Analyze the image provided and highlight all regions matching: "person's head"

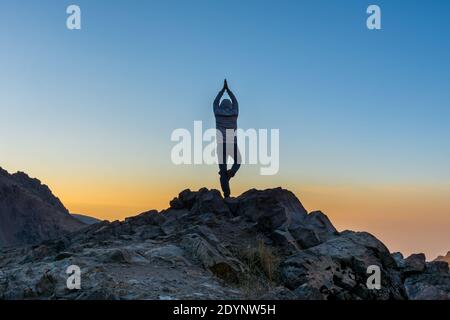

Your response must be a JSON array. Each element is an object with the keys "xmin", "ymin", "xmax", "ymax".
[{"xmin": 220, "ymin": 99, "xmax": 232, "ymax": 109}]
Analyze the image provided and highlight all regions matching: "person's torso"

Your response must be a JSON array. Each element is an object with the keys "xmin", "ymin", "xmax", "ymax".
[
  {"xmin": 215, "ymin": 115, "xmax": 237, "ymax": 129},
  {"xmin": 215, "ymin": 115, "xmax": 238, "ymax": 143}
]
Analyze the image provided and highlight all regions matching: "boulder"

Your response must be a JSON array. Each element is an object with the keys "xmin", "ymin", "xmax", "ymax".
[
  {"xmin": 426, "ymin": 261, "xmax": 449, "ymax": 275},
  {"xmin": 391, "ymin": 252, "xmax": 405, "ymax": 268},
  {"xmin": 178, "ymin": 189, "xmax": 198, "ymax": 210},
  {"xmin": 181, "ymin": 233, "xmax": 245, "ymax": 283},
  {"xmin": 302, "ymin": 211, "xmax": 338, "ymax": 240},
  {"xmin": 404, "ymin": 253, "xmax": 426, "ymax": 274},
  {"xmin": 405, "ymin": 271, "xmax": 450, "ymax": 300},
  {"xmin": 191, "ymin": 188, "xmax": 231, "ymax": 216},
  {"xmin": 236, "ymin": 188, "xmax": 308, "ymax": 231},
  {"xmin": 288, "ymin": 226, "xmax": 322, "ymax": 249},
  {"xmin": 281, "ymin": 231, "xmax": 406, "ymax": 300}
]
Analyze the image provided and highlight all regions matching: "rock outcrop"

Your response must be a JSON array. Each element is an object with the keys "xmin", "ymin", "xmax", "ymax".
[
  {"xmin": 391, "ymin": 252, "xmax": 450, "ymax": 300},
  {"xmin": 0, "ymin": 167, "xmax": 85, "ymax": 247},
  {"xmin": 0, "ymin": 185, "xmax": 448, "ymax": 300},
  {"xmin": 435, "ymin": 252, "xmax": 450, "ymax": 265},
  {"xmin": 281, "ymin": 231, "xmax": 405, "ymax": 300}
]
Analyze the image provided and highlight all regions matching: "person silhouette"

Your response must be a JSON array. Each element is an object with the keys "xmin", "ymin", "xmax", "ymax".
[{"xmin": 213, "ymin": 79, "xmax": 241, "ymax": 198}]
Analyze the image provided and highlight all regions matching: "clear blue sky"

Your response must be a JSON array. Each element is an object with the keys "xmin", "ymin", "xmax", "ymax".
[{"xmin": 1, "ymin": 1, "xmax": 449, "ymax": 257}]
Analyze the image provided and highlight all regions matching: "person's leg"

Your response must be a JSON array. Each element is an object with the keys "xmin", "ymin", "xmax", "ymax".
[
  {"xmin": 219, "ymin": 164, "xmax": 230, "ymax": 198},
  {"xmin": 229, "ymin": 136, "xmax": 241, "ymax": 177},
  {"xmin": 217, "ymin": 142, "xmax": 230, "ymax": 197}
]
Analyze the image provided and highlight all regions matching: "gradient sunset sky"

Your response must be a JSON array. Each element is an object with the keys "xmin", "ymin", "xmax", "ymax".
[{"xmin": 1, "ymin": 0, "xmax": 449, "ymax": 259}]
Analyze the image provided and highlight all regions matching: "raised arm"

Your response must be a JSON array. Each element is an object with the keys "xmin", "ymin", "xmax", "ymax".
[
  {"xmin": 227, "ymin": 89, "xmax": 239, "ymax": 114},
  {"xmin": 213, "ymin": 88, "xmax": 226, "ymax": 114}
]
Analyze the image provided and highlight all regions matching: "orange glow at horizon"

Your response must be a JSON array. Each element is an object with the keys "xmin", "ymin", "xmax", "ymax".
[
  {"xmin": 3, "ymin": 160, "xmax": 448, "ymax": 260},
  {"xmin": 55, "ymin": 178, "xmax": 450, "ymax": 260}
]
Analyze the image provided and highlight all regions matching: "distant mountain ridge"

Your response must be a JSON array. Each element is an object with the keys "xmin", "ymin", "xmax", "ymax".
[
  {"xmin": 71, "ymin": 213, "xmax": 102, "ymax": 225},
  {"xmin": 0, "ymin": 167, "xmax": 85, "ymax": 247}
]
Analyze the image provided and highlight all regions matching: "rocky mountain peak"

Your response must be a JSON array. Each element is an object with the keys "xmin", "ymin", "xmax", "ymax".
[
  {"xmin": 0, "ymin": 181, "xmax": 448, "ymax": 300},
  {"xmin": 9, "ymin": 170, "xmax": 68, "ymax": 213},
  {"xmin": 0, "ymin": 167, "xmax": 84, "ymax": 247}
]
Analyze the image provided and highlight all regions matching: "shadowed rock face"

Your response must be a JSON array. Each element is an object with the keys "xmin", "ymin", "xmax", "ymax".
[
  {"xmin": 0, "ymin": 185, "xmax": 448, "ymax": 300},
  {"xmin": 0, "ymin": 167, "xmax": 85, "ymax": 247},
  {"xmin": 282, "ymin": 231, "xmax": 406, "ymax": 300},
  {"xmin": 403, "ymin": 261, "xmax": 449, "ymax": 300},
  {"xmin": 391, "ymin": 252, "xmax": 450, "ymax": 300}
]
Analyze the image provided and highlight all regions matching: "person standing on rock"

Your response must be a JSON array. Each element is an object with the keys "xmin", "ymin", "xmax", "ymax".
[{"xmin": 213, "ymin": 79, "xmax": 241, "ymax": 198}]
